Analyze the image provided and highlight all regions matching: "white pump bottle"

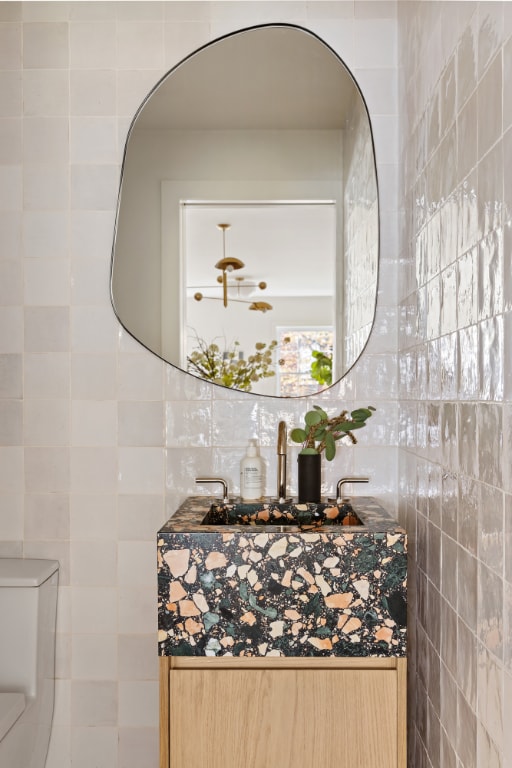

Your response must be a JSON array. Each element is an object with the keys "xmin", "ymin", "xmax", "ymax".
[{"xmin": 240, "ymin": 439, "xmax": 263, "ymax": 500}]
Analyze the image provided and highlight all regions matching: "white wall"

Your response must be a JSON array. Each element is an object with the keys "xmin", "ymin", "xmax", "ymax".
[
  {"xmin": 0, "ymin": 2, "xmax": 398, "ymax": 766},
  {"xmin": 398, "ymin": 2, "xmax": 512, "ymax": 766}
]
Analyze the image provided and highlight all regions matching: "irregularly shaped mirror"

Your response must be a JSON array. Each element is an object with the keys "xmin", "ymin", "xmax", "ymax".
[{"xmin": 111, "ymin": 24, "xmax": 378, "ymax": 397}]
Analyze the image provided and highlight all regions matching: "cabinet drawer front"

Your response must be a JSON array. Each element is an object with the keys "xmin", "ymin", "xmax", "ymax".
[{"xmin": 169, "ymin": 667, "xmax": 398, "ymax": 768}]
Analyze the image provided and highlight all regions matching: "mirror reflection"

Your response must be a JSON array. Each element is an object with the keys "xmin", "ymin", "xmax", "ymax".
[
  {"xmin": 182, "ymin": 201, "xmax": 336, "ymax": 397},
  {"xmin": 111, "ymin": 24, "xmax": 379, "ymax": 397}
]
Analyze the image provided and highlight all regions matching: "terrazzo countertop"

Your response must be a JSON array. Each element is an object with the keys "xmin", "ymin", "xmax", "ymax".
[{"xmin": 157, "ymin": 496, "xmax": 407, "ymax": 658}]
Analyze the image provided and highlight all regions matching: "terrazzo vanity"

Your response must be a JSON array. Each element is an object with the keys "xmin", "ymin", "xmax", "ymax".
[{"xmin": 158, "ymin": 496, "xmax": 407, "ymax": 768}]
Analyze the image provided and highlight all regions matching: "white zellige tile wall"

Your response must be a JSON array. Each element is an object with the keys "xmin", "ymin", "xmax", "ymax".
[
  {"xmin": 0, "ymin": 2, "xmax": 398, "ymax": 767},
  {"xmin": 398, "ymin": 3, "xmax": 512, "ymax": 767}
]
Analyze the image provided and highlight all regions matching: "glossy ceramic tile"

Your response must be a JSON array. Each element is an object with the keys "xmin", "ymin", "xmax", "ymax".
[
  {"xmin": 398, "ymin": 3, "xmax": 511, "ymax": 765},
  {"xmin": 69, "ymin": 20, "xmax": 116, "ymax": 69},
  {"xmin": 70, "ymin": 446, "xmax": 117, "ymax": 493},
  {"xmin": 117, "ymin": 447, "xmax": 164, "ymax": 494},
  {"xmin": 118, "ymin": 727, "xmax": 159, "ymax": 768},
  {"xmin": 24, "ymin": 398, "xmax": 69, "ymax": 446},
  {"xmin": 25, "ymin": 306, "xmax": 69, "ymax": 353},
  {"xmin": 70, "ymin": 70, "xmax": 116, "ymax": 116},
  {"xmin": 0, "ymin": 166, "xmax": 22, "ymax": 212},
  {"xmin": 70, "ymin": 587, "xmax": 118, "ymax": 635},
  {"xmin": 23, "ymin": 211, "xmax": 69, "ymax": 260},
  {"xmin": 70, "ymin": 681, "xmax": 117, "ymax": 728},
  {"xmin": 70, "ymin": 727, "xmax": 118, "ymax": 768},
  {"xmin": 478, "ymin": 403, "xmax": 503, "ymax": 487},
  {"xmin": 478, "ymin": 644, "xmax": 504, "ymax": 753},
  {"xmin": 71, "ymin": 354, "xmax": 115, "ymax": 400},
  {"xmin": 70, "ymin": 494, "xmax": 116, "ymax": 541},
  {"xmin": 71, "ymin": 634, "xmax": 117, "ymax": 680},
  {"xmin": 506, "ymin": 493, "xmax": 512, "ymax": 588},
  {"xmin": 117, "ymin": 352, "xmax": 165, "ymax": 401},
  {"xmin": 24, "ymin": 446, "xmax": 70, "ymax": 493},
  {"xmin": 23, "ymin": 21, "xmax": 69, "ymax": 68},
  {"xmin": 118, "ymin": 681, "xmax": 158, "ymax": 728},
  {"xmin": 457, "ymin": 617, "xmax": 477, "ymax": 711},
  {"xmin": 25, "ymin": 492, "xmax": 70, "ymax": 541},
  {"xmin": 118, "ymin": 633, "xmax": 159, "ymax": 681},
  {"xmin": 118, "ymin": 401, "xmax": 164, "ymax": 447}
]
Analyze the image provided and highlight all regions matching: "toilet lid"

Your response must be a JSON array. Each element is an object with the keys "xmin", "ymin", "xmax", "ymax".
[
  {"xmin": 0, "ymin": 559, "xmax": 59, "ymax": 587},
  {"xmin": 0, "ymin": 693, "xmax": 25, "ymax": 740}
]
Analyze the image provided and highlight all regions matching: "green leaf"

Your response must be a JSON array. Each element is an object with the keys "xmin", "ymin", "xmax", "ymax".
[
  {"xmin": 305, "ymin": 410, "xmax": 322, "ymax": 426},
  {"xmin": 338, "ymin": 423, "xmax": 357, "ymax": 432},
  {"xmin": 313, "ymin": 427, "xmax": 326, "ymax": 440},
  {"xmin": 312, "ymin": 405, "xmax": 328, "ymax": 419},
  {"xmin": 325, "ymin": 432, "xmax": 336, "ymax": 461},
  {"xmin": 351, "ymin": 408, "xmax": 373, "ymax": 420},
  {"xmin": 300, "ymin": 447, "xmax": 319, "ymax": 455},
  {"xmin": 290, "ymin": 428, "xmax": 307, "ymax": 443}
]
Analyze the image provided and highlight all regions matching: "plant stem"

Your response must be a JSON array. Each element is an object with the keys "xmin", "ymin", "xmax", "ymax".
[{"xmin": 305, "ymin": 410, "xmax": 357, "ymax": 452}]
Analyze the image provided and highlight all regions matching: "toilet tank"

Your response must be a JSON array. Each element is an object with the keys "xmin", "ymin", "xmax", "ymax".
[{"xmin": 0, "ymin": 559, "xmax": 59, "ymax": 699}]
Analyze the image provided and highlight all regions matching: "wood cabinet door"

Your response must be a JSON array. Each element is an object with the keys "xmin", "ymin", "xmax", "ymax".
[{"xmin": 169, "ymin": 667, "xmax": 398, "ymax": 768}]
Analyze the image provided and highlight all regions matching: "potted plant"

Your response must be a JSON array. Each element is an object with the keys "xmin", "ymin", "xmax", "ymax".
[{"xmin": 291, "ymin": 404, "xmax": 376, "ymax": 502}]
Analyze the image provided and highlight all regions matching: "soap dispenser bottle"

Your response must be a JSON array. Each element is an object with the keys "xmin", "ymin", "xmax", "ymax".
[{"xmin": 240, "ymin": 439, "xmax": 263, "ymax": 500}]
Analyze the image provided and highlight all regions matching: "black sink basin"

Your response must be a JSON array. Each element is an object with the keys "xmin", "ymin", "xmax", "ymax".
[{"xmin": 201, "ymin": 500, "xmax": 362, "ymax": 529}]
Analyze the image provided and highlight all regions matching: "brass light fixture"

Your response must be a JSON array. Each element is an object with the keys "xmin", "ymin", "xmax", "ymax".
[
  {"xmin": 193, "ymin": 223, "xmax": 272, "ymax": 312},
  {"xmin": 214, "ymin": 224, "xmax": 244, "ymax": 307},
  {"xmin": 249, "ymin": 302, "xmax": 272, "ymax": 313}
]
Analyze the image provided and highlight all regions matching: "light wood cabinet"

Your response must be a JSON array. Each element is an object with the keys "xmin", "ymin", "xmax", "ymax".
[{"xmin": 160, "ymin": 656, "xmax": 406, "ymax": 768}]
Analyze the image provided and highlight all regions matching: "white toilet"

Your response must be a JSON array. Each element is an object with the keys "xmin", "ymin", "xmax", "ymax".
[{"xmin": 0, "ymin": 558, "xmax": 59, "ymax": 768}]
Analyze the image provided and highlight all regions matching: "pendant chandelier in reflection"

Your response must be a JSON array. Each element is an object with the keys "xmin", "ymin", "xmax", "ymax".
[{"xmin": 193, "ymin": 223, "xmax": 272, "ymax": 312}]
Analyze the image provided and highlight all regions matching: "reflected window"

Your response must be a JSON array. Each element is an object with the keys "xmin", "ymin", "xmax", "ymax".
[{"xmin": 277, "ymin": 327, "xmax": 333, "ymax": 397}]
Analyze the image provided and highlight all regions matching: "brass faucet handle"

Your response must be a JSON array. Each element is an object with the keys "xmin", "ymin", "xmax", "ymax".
[
  {"xmin": 195, "ymin": 477, "xmax": 229, "ymax": 504},
  {"xmin": 277, "ymin": 420, "xmax": 287, "ymax": 454},
  {"xmin": 276, "ymin": 421, "xmax": 287, "ymax": 500},
  {"xmin": 336, "ymin": 476, "xmax": 369, "ymax": 504}
]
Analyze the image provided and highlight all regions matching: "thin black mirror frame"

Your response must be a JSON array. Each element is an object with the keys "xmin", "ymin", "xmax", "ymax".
[{"xmin": 110, "ymin": 22, "xmax": 380, "ymax": 399}]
